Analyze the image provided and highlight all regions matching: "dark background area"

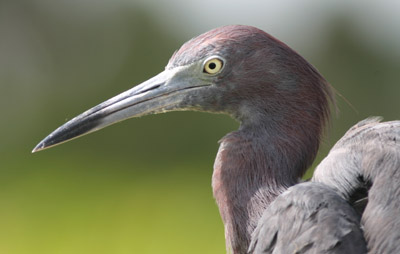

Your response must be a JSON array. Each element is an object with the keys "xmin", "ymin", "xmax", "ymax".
[{"xmin": 1, "ymin": 1, "xmax": 399, "ymax": 253}]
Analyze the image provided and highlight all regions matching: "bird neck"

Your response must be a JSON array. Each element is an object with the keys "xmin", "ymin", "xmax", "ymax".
[{"xmin": 212, "ymin": 120, "xmax": 318, "ymax": 254}]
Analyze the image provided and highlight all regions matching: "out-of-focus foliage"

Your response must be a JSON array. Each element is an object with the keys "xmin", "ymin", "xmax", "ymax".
[{"xmin": 1, "ymin": 0, "xmax": 399, "ymax": 253}]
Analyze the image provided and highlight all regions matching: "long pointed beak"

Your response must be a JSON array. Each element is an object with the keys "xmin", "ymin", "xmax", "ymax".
[{"xmin": 33, "ymin": 67, "xmax": 207, "ymax": 152}]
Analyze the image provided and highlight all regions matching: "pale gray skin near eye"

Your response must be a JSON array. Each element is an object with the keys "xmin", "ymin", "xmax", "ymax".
[{"xmin": 33, "ymin": 25, "xmax": 400, "ymax": 254}]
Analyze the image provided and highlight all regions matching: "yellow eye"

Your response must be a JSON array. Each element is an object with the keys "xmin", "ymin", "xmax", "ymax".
[{"xmin": 203, "ymin": 58, "xmax": 223, "ymax": 74}]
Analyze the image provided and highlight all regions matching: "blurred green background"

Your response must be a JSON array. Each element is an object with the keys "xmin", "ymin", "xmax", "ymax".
[{"xmin": 1, "ymin": 0, "xmax": 399, "ymax": 253}]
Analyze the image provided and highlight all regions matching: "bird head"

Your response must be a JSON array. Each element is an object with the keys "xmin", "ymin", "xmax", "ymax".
[{"xmin": 33, "ymin": 25, "xmax": 333, "ymax": 152}]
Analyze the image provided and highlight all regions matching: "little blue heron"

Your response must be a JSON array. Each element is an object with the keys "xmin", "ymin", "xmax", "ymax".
[{"xmin": 33, "ymin": 25, "xmax": 400, "ymax": 254}]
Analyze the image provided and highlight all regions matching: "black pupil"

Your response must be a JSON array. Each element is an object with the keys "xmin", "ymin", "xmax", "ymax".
[{"xmin": 209, "ymin": 62, "xmax": 216, "ymax": 69}]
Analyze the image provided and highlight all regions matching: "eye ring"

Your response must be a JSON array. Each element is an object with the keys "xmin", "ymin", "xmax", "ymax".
[{"xmin": 203, "ymin": 57, "xmax": 224, "ymax": 75}]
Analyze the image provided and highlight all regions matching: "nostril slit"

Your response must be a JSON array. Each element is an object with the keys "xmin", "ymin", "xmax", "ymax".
[{"xmin": 139, "ymin": 84, "xmax": 161, "ymax": 94}]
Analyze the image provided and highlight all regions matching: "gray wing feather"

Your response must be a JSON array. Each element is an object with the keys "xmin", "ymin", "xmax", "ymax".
[
  {"xmin": 249, "ymin": 182, "xmax": 367, "ymax": 254},
  {"xmin": 313, "ymin": 117, "xmax": 400, "ymax": 253},
  {"xmin": 250, "ymin": 118, "xmax": 400, "ymax": 254}
]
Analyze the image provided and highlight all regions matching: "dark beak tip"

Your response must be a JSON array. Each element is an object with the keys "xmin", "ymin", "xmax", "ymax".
[
  {"xmin": 32, "ymin": 136, "xmax": 55, "ymax": 153},
  {"xmin": 32, "ymin": 142, "xmax": 46, "ymax": 153}
]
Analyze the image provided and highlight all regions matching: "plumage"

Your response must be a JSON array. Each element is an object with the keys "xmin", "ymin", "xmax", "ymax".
[
  {"xmin": 313, "ymin": 117, "xmax": 400, "ymax": 253},
  {"xmin": 249, "ymin": 182, "xmax": 367, "ymax": 254},
  {"xmin": 33, "ymin": 25, "xmax": 400, "ymax": 254}
]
